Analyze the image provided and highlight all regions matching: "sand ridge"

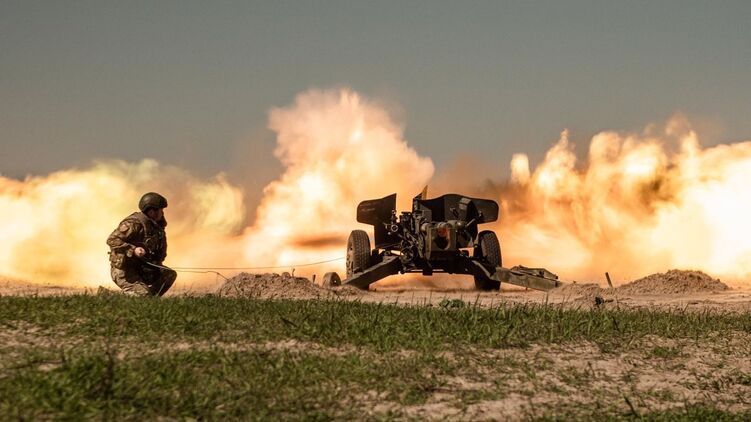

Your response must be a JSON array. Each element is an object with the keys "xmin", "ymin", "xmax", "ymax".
[
  {"xmin": 618, "ymin": 269, "xmax": 729, "ymax": 295},
  {"xmin": 215, "ymin": 272, "xmax": 365, "ymax": 300}
]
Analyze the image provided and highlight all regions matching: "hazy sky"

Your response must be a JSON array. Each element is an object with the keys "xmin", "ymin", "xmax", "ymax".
[{"xmin": 2, "ymin": 1, "xmax": 750, "ymax": 189}]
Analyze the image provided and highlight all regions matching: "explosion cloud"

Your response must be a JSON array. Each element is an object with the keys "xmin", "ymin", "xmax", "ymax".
[
  {"xmin": 1, "ymin": 88, "xmax": 750, "ymax": 289},
  {"xmin": 497, "ymin": 118, "xmax": 751, "ymax": 284},
  {"xmin": 0, "ymin": 88, "xmax": 434, "ymax": 287},
  {"xmin": 0, "ymin": 160, "xmax": 245, "ymax": 285},
  {"xmin": 241, "ymin": 89, "xmax": 434, "ymax": 269}
]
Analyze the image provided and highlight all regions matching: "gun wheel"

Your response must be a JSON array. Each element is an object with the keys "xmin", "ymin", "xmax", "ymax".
[
  {"xmin": 321, "ymin": 272, "xmax": 341, "ymax": 288},
  {"xmin": 346, "ymin": 230, "xmax": 371, "ymax": 278},
  {"xmin": 474, "ymin": 230, "xmax": 502, "ymax": 290}
]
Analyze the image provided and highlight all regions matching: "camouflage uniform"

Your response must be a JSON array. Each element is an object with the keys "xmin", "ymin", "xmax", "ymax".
[{"xmin": 106, "ymin": 212, "xmax": 176, "ymax": 296}]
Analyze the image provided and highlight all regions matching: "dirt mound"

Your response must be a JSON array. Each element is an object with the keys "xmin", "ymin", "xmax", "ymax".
[
  {"xmin": 548, "ymin": 270, "xmax": 730, "ymax": 303},
  {"xmin": 618, "ymin": 270, "xmax": 730, "ymax": 295},
  {"xmin": 217, "ymin": 272, "xmax": 327, "ymax": 299}
]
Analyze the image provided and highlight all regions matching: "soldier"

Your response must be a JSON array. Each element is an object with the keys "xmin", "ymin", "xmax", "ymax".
[{"xmin": 106, "ymin": 192, "xmax": 177, "ymax": 296}]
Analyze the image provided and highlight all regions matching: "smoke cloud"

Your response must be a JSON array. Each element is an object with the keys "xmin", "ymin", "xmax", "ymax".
[
  {"xmin": 2, "ymin": 89, "xmax": 750, "ymax": 289},
  {"xmin": 494, "ymin": 118, "xmax": 751, "ymax": 285},
  {"xmin": 0, "ymin": 88, "xmax": 434, "ymax": 287},
  {"xmin": 0, "ymin": 160, "xmax": 245, "ymax": 285},
  {"xmin": 240, "ymin": 88, "xmax": 434, "ymax": 270}
]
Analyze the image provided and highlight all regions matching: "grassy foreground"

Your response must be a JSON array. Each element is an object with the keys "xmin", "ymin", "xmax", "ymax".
[{"xmin": 1, "ymin": 295, "xmax": 750, "ymax": 420}]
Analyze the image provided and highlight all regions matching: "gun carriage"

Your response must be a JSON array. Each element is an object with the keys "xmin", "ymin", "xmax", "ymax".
[{"xmin": 324, "ymin": 191, "xmax": 560, "ymax": 291}]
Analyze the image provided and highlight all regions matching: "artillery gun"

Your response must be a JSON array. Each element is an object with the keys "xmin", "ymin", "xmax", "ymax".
[{"xmin": 323, "ymin": 191, "xmax": 561, "ymax": 291}]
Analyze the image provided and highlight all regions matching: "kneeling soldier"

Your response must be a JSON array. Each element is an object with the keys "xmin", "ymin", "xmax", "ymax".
[{"xmin": 107, "ymin": 192, "xmax": 177, "ymax": 296}]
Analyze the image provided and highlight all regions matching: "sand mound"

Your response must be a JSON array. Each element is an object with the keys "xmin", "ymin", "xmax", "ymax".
[
  {"xmin": 549, "ymin": 270, "xmax": 730, "ymax": 302},
  {"xmin": 216, "ymin": 272, "xmax": 368, "ymax": 299},
  {"xmin": 618, "ymin": 270, "xmax": 730, "ymax": 295},
  {"xmin": 217, "ymin": 272, "xmax": 326, "ymax": 299}
]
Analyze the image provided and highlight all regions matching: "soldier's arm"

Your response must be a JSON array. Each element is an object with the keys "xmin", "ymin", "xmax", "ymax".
[{"xmin": 106, "ymin": 220, "xmax": 140, "ymax": 256}]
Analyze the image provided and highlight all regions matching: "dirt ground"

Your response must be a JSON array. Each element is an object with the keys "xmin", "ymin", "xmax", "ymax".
[
  {"xmin": 2, "ymin": 269, "xmax": 750, "ymax": 419},
  {"xmin": 204, "ymin": 269, "xmax": 751, "ymax": 417},
  {"xmin": 4, "ymin": 269, "xmax": 749, "ymax": 313}
]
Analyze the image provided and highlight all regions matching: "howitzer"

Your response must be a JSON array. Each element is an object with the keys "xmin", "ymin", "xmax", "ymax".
[{"xmin": 323, "ymin": 191, "xmax": 561, "ymax": 291}]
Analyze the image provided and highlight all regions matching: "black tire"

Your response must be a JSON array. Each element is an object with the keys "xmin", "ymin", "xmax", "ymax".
[
  {"xmin": 346, "ymin": 230, "xmax": 371, "ymax": 278},
  {"xmin": 474, "ymin": 230, "xmax": 502, "ymax": 291},
  {"xmin": 321, "ymin": 272, "xmax": 341, "ymax": 288}
]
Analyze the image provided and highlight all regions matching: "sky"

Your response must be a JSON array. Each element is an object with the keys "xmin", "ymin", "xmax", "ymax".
[{"xmin": 2, "ymin": 1, "xmax": 750, "ymax": 194}]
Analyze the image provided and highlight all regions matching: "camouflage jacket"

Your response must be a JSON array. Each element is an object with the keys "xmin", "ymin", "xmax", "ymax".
[{"xmin": 107, "ymin": 212, "xmax": 168, "ymax": 269}]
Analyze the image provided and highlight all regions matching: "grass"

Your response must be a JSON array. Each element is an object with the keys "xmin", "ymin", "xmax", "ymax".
[
  {"xmin": 1, "ymin": 295, "xmax": 749, "ymax": 351},
  {"xmin": 648, "ymin": 346, "xmax": 684, "ymax": 359},
  {"xmin": 1, "ymin": 294, "xmax": 749, "ymax": 420},
  {"xmin": 2, "ymin": 348, "xmax": 451, "ymax": 420}
]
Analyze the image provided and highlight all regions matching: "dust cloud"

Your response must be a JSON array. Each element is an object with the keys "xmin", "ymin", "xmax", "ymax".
[
  {"xmin": 2, "ymin": 89, "xmax": 750, "ymax": 289},
  {"xmin": 488, "ymin": 118, "xmax": 751, "ymax": 285},
  {"xmin": 0, "ymin": 88, "xmax": 433, "ymax": 287}
]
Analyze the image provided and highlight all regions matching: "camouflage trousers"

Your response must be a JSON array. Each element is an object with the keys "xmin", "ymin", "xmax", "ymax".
[{"xmin": 110, "ymin": 264, "xmax": 177, "ymax": 297}]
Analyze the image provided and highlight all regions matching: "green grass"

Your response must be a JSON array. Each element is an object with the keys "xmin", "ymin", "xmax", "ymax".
[
  {"xmin": 647, "ymin": 346, "xmax": 684, "ymax": 359},
  {"xmin": 2, "ymin": 348, "xmax": 452, "ymax": 420},
  {"xmin": 1, "ymin": 295, "xmax": 749, "ymax": 420},
  {"xmin": 1, "ymin": 295, "xmax": 749, "ymax": 351}
]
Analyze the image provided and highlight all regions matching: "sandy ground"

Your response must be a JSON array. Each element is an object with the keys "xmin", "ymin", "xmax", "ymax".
[
  {"xmin": 3, "ymin": 270, "xmax": 750, "ymax": 313},
  {"xmin": 2, "ymin": 270, "xmax": 749, "ymax": 419},
  {"xmin": 362, "ymin": 286, "xmax": 751, "ymax": 313}
]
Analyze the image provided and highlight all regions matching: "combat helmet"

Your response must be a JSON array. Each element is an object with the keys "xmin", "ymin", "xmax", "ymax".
[{"xmin": 138, "ymin": 192, "xmax": 168, "ymax": 212}]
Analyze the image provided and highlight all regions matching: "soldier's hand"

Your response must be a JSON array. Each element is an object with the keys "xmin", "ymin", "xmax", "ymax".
[{"xmin": 134, "ymin": 247, "xmax": 146, "ymax": 257}]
